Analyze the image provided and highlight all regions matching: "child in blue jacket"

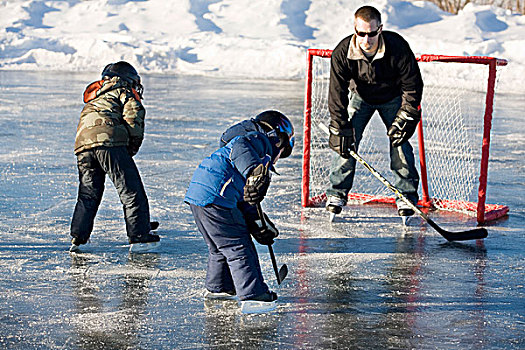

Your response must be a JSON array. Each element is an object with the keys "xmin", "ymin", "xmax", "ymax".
[{"xmin": 184, "ymin": 111, "xmax": 294, "ymax": 313}]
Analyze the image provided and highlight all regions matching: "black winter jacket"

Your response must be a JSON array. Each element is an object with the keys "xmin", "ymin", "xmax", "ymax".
[{"xmin": 328, "ymin": 31, "xmax": 423, "ymax": 127}]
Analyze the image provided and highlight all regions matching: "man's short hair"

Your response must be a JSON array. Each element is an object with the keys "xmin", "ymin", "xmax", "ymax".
[{"xmin": 355, "ymin": 6, "xmax": 382, "ymax": 24}]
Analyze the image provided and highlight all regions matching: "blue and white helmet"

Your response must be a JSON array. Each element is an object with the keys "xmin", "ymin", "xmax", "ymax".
[{"xmin": 254, "ymin": 110, "xmax": 295, "ymax": 158}]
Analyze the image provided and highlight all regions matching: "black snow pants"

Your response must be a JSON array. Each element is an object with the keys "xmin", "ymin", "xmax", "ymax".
[{"xmin": 71, "ymin": 146, "xmax": 150, "ymax": 242}]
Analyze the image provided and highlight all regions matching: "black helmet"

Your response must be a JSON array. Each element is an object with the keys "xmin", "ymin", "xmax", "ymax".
[
  {"xmin": 101, "ymin": 61, "xmax": 143, "ymax": 96},
  {"xmin": 254, "ymin": 110, "xmax": 295, "ymax": 158}
]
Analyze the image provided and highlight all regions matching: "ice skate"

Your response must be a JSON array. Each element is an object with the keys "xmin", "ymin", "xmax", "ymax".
[
  {"xmin": 397, "ymin": 200, "xmax": 415, "ymax": 226},
  {"xmin": 326, "ymin": 195, "xmax": 346, "ymax": 222},
  {"xmin": 239, "ymin": 291, "xmax": 277, "ymax": 314},
  {"xmin": 129, "ymin": 232, "xmax": 161, "ymax": 253},
  {"xmin": 69, "ymin": 244, "xmax": 80, "ymax": 252},
  {"xmin": 204, "ymin": 289, "xmax": 238, "ymax": 301},
  {"xmin": 69, "ymin": 237, "xmax": 88, "ymax": 253},
  {"xmin": 69, "ymin": 243, "xmax": 81, "ymax": 252}
]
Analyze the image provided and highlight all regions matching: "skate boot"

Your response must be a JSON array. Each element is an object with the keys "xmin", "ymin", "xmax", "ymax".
[
  {"xmin": 326, "ymin": 195, "xmax": 347, "ymax": 221},
  {"xmin": 204, "ymin": 289, "xmax": 238, "ymax": 301},
  {"xmin": 69, "ymin": 237, "xmax": 88, "ymax": 252},
  {"xmin": 240, "ymin": 291, "xmax": 278, "ymax": 314},
  {"xmin": 397, "ymin": 200, "xmax": 415, "ymax": 225},
  {"xmin": 129, "ymin": 232, "xmax": 161, "ymax": 253}
]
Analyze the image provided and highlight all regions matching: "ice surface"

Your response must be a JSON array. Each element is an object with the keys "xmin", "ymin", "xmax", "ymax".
[{"xmin": 0, "ymin": 71, "xmax": 523, "ymax": 348}]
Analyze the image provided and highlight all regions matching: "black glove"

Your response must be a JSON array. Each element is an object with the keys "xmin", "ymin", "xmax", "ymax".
[
  {"xmin": 387, "ymin": 108, "xmax": 421, "ymax": 147},
  {"xmin": 127, "ymin": 145, "xmax": 139, "ymax": 157},
  {"xmin": 127, "ymin": 139, "xmax": 142, "ymax": 157},
  {"xmin": 328, "ymin": 121, "xmax": 355, "ymax": 159},
  {"xmin": 249, "ymin": 213, "xmax": 279, "ymax": 245},
  {"xmin": 243, "ymin": 163, "xmax": 271, "ymax": 205}
]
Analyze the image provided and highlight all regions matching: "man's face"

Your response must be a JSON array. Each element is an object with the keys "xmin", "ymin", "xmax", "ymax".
[{"xmin": 354, "ymin": 18, "xmax": 382, "ymax": 53}]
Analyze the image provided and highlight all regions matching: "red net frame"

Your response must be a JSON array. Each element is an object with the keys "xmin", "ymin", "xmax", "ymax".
[{"xmin": 302, "ymin": 49, "xmax": 508, "ymax": 224}]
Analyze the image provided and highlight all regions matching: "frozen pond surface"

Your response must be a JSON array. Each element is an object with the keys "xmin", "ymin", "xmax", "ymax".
[{"xmin": 0, "ymin": 71, "xmax": 523, "ymax": 349}]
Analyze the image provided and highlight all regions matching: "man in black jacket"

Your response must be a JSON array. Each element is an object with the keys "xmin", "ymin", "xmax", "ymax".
[{"xmin": 326, "ymin": 5, "xmax": 423, "ymax": 219}]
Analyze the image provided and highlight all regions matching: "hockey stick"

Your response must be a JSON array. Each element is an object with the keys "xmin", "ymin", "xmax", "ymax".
[
  {"xmin": 256, "ymin": 203, "xmax": 288, "ymax": 284},
  {"xmin": 319, "ymin": 123, "xmax": 488, "ymax": 241},
  {"xmin": 150, "ymin": 221, "xmax": 159, "ymax": 230}
]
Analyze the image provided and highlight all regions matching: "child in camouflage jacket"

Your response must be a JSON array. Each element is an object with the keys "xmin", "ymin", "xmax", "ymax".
[{"xmin": 70, "ymin": 61, "xmax": 159, "ymax": 253}]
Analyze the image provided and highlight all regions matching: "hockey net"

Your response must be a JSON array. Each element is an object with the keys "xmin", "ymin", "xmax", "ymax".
[{"xmin": 302, "ymin": 49, "xmax": 508, "ymax": 223}]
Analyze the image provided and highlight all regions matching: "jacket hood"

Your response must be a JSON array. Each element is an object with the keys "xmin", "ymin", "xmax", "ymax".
[{"xmin": 83, "ymin": 76, "xmax": 138, "ymax": 103}]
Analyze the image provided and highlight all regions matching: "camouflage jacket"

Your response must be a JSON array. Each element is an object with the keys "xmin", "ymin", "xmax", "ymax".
[{"xmin": 74, "ymin": 76, "xmax": 145, "ymax": 155}]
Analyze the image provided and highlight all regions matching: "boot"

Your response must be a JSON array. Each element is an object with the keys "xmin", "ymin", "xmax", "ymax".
[
  {"xmin": 129, "ymin": 232, "xmax": 161, "ymax": 253},
  {"xmin": 240, "ymin": 291, "xmax": 278, "ymax": 314}
]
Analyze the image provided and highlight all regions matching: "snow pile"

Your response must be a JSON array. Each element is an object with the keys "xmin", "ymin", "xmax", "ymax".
[{"xmin": 1, "ymin": 0, "xmax": 523, "ymax": 92}]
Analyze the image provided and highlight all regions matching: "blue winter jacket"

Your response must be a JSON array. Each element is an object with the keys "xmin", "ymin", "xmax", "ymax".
[{"xmin": 184, "ymin": 131, "xmax": 278, "ymax": 209}]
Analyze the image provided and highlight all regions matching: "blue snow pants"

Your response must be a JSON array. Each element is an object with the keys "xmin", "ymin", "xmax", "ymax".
[
  {"xmin": 326, "ymin": 94, "xmax": 420, "ymax": 205},
  {"xmin": 189, "ymin": 203, "xmax": 270, "ymax": 300},
  {"xmin": 71, "ymin": 146, "xmax": 151, "ymax": 242}
]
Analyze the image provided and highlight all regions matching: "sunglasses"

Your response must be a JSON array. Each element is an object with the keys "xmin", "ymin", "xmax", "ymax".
[{"xmin": 355, "ymin": 25, "xmax": 382, "ymax": 37}]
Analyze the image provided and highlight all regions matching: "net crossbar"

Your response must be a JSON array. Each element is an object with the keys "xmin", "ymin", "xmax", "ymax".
[{"xmin": 302, "ymin": 49, "xmax": 509, "ymax": 223}]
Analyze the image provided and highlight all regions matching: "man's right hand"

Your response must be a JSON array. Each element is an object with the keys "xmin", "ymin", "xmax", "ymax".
[{"xmin": 329, "ymin": 121, "xmax": 356, "ymax": 159}]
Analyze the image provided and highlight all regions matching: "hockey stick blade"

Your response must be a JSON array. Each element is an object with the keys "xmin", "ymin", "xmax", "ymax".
[
  {"xmin": 150, "ymin": 221, "xmax": 159, "ymax": 230},
  {"xmin": 316, "ymin": 122, "xmax": 488, "ymax": 242},
  {"xmin": 349, "ymin": 149, "xmax": 488, "ymax": 242},
  {"xmin": 278, "ymin": 264, "xmax": 288, "ymax": 284},
  {"xmin": 427, "ymin": 219, "xmax": 487, "ymax": 241}
]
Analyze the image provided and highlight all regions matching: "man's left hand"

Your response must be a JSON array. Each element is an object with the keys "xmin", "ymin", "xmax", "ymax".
[{"xmin": 387, "ymin": 108, "xmax": 421, "ymax": 147}]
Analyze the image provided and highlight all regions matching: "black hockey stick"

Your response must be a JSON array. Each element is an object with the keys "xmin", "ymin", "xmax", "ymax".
[
  {"xmin": 319, "ymin": 123, "xmax": 488, "ymax": 241},
  {"xmin": 150, "ymin": 221, "xmax": 159, "ymax": 230},
  {"xmin": 256, "ymin": 203, "xmax": 288, "ymax": 284},
  {"xmin": 349, "ymin": 149, "xmax": 487, "ymax": 241}
]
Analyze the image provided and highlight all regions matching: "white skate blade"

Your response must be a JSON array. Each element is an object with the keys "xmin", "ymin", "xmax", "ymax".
[
  {"xmin": 240, "ymin": 300, "xmax": 277, "ymax": 314},
  {"xmin": 329, "ymin": 212, "xmax": 336, "ymax": 222},
  {"xmin": 129, "ymin": 241, "xmax": 160, "ymax": 253}
]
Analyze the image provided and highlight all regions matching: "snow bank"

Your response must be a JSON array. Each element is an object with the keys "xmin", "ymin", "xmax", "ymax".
[{"xmin": 1, "ymin": 0, "xmax": 523, "ymax": 92}]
